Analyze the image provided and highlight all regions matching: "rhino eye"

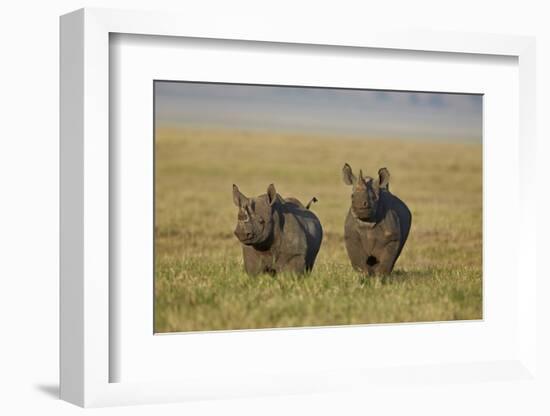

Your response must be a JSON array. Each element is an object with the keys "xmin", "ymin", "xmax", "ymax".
[{"xmin": 258, "ymin": 218, "xmax": 265, "ymax": 225}]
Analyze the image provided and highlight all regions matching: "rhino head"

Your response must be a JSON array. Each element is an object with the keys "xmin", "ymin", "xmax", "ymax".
[
  {"xmin": 342, "ymin": 163, "xmax": 390, "ymax": 222},
  {"xmin": 232, "ymin": 183, "xmax": 277, "ymax": 246}
]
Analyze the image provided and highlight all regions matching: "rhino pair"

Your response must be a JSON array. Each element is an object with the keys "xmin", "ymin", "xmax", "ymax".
[{"xmin": 232, "ymin": 164, "xmax": 411, "ymax": 277}]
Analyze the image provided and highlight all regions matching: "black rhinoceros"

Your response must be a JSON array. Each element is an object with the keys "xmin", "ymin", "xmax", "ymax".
[
  {"xmin": 232, "ymin": 184, "xmax": 323, "ymax": 276},
  {"xmin": 341, "ymin": 163, "xmax": 411, "ymax": 276}
]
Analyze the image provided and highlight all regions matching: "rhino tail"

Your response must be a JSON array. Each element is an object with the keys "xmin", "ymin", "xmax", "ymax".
[{"xmin": 305, "ymin": 197, "xmax": 318, "ymax": 210}]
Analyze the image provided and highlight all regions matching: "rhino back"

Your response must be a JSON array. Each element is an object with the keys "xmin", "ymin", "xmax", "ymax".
[
  {"xmin": 278, "ymin": 202, "xmax": 323, "ymax": 267},
  {"xmin": 381, "ymin": 191, "xmax": 412, "ymax": 251},
  {"xmin": 283, "ymin": 196, "xmax": 305, "ymax": 209}
]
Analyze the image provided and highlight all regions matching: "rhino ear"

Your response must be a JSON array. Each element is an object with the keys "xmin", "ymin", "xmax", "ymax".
[
  {"xmin": 342, "ymin": 163, "xmax": 357, "ymax": 186},
  {"xmin": 377, "ymin": 168, "xmax": 390, "ymax": 190},
  {"xmin": 267, "ymin": 183, "xmax": 277, "ymax": 206},
  {"xmin": 232, "ymin": 184, "xmax": 248, "ymax": 207}
]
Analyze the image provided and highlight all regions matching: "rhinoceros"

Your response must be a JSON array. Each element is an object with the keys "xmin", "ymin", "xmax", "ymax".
[
  {"xmin": 341, "ymin": 163, "xmax": 411, "ymax": 276},
  {"xmin": 232, "ymin": 183, "xmax": 323, "ymax": 276}
]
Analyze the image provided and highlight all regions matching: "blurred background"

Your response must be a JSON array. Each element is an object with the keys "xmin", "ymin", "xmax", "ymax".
[{"xmin": 155, "ymin": 81, "xmax": 482, "ymax": 141}]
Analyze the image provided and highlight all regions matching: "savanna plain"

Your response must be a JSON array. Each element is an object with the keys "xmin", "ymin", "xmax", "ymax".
[{"xmin": 155, "ymin": 127, "xmax": 482, "ymax": 332}]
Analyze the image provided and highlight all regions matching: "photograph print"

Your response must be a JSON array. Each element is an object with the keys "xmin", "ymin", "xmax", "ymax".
[{"xmin": 154, "ymin": 81, "xmax": 482, "ymax": 333}]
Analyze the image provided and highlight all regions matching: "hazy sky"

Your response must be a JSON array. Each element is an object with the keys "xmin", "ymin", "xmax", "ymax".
[{"xmin": 155, "ymin": 81, "xmax": 482, "ymax": 142}]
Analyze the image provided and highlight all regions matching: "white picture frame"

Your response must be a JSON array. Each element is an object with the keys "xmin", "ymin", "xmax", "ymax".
[{"xmin": 60, "ymin": 7, "xmax": 538, "ymax": 408}]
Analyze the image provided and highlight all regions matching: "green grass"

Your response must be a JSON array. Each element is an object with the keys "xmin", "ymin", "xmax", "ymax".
[{"xmin": 155, "ymin": 127, "xmax": 482, "ymax": 332}]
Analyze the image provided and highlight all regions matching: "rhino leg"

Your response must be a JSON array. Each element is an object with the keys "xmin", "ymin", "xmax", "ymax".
[
  {"xmin": 344, "ymin": 233, "xmax": 370, "ymax": 274},
  {"xmin": 371, "ymin": 240, "xmax": 400, "ymax": 276},
  {"xmin": 242, "ymin": 246, "xmax": 266, "ymax": 276},
  {"xmin": 277, "ymin": 254, "xmax": 307, "ymax": 275}
]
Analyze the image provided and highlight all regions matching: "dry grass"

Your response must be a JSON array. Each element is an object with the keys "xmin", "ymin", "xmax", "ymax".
[{"xmin": 155, "ymin": 127, "xmax": 482, "ymax": 332}]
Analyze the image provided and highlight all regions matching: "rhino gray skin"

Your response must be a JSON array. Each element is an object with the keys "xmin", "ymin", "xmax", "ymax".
[
  {"xmin": 232, "ymin": 183, "xmax": 323, "ymax": 276},
  {"xmin": 342, "ymin": 164, "xmax": 411, "ymax": 276}
]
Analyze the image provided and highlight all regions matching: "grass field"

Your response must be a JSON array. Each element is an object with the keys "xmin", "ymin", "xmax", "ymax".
[{"xmin": 154, "ymin": 127, "xmax": 482, "ymax": 332}]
